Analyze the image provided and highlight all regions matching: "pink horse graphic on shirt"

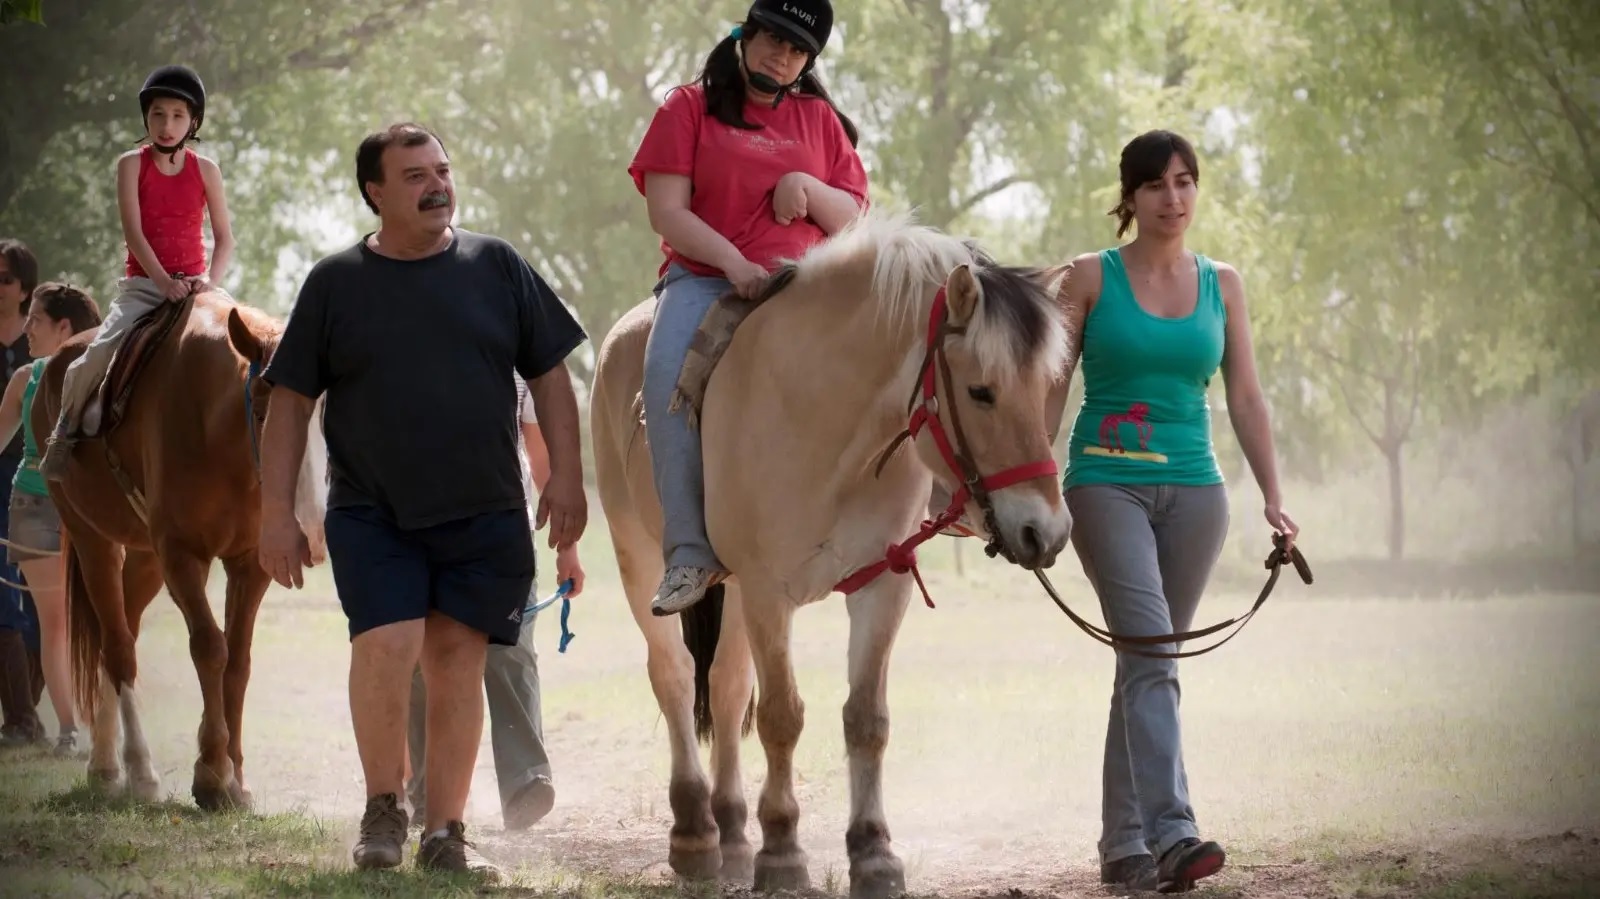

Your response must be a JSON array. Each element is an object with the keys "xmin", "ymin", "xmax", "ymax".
[{"xmin": 1098, "ymin": 402, "xmax": 1153, "ymax": 454}]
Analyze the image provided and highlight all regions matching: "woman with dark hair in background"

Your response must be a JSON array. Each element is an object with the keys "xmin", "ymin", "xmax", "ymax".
[
  {"xmin": 627, "ymin": 0, "xmax": 869, "ymax": 617},
  {"xmin": 0, "ymin": 282, "xmax": 103, "ymax": 755},
  {"xmin": 1046, "ymin": 130, "xmax": 1297, "ymax": 893},
  {"xmin": 0, "ymin": 238, "xmax": 41, "ymax": 748}
]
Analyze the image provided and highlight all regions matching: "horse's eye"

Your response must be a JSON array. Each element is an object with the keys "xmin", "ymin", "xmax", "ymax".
[{"xmin": 967, "ymin": 385, "xmax": 995, "ymax": 405}]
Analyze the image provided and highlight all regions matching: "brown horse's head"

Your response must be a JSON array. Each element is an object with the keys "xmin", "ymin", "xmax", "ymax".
[{"xmin": 224, "ymin": 306, "xmax": 329, "ymax": 565}]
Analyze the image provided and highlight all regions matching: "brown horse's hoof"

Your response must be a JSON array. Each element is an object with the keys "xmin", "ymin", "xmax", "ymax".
[
  {"xmin": 719, "ymin": 839, "xmax": 755, "ymax": 886},
  {"xmin": 86, "ymin": 766, "xmax": 122, "ymax": 794},
  {"xmin": 753, "ymin": 848, "xmax": 810, "ymax": 893},
  {"xmin": 668, "ymin": 844, "xmax": 722, "ymax": 882},
  {"xmin": 192, "ymin": 782, "xmax": 245, "ymax": 812},
  {"xmin": 850, "ymin": 852, "xmax": 907, "ymax": 899}
]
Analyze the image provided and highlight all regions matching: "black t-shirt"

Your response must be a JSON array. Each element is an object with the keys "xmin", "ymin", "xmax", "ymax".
[
  {"xmin": 1, "ymin": 333, "xmax": 34, "ymax": 461},
  {"xmin": 263, "ymin": 229, "xmax": 586, "ymax": 530}
]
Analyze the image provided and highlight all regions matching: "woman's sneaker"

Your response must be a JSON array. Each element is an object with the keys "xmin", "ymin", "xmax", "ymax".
[
  {"xmin": 650, "ymin": 566, "xmax": 724, "ymax": 616},
  {"xmin": 1157, "ymin": 837, "xmax": 1226, "ymax": 893},
  {"xmin": 54, "ymin": 728, "xmax": 82, "ymax": 758}
]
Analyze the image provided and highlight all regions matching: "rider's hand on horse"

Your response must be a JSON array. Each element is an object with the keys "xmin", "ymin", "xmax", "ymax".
[
  {"xmin": 536, "ymin": 468, "xmax": 588, "ymax": 552},
  {"xmin": 184, "ymin": 275, "xmax": 210, "ymax": 295},
  {"xmin": 1264, "ymin": 503, "xmax": 1298, "ymax": 553},
  {"xmin": 258, "ymin": 507, "xmax": 310, "ymax": 589},
  {"xmin": 157, "ymin": 273, "xmax": 192, "ymax": 302},
  {"xmin": 555, "ymin": 543, "xmax": 586, "ymax": 598},
  {"xmin": 772, "ymin": 172, "xmax": 810, "ymax": 226},
  {"xmin": 724, "ymin": 257, "xmax": 769, "ymax": 300}
]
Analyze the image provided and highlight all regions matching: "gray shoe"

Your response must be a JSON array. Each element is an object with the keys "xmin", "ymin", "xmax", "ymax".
[
  {"xmin": 502, "ymin": 775, "xmax": 554, "ymax": 831},
  {"xmin": 650, "ymin": 566, "xmax": 724, "ymax": 617},
  {"xmin": 352, "ymin": 792, "xmax": 409, "ymax": 870},
  {"xmin": 38, "ymin": 436, "xmax": 75, "ymax": 481},
  {"xmin": 1101, "ymin": 853, "xmax": 1158, "ymax": 892},
  {"xmin": 54, "ymin": 728, "xmax": 82, "ymax": 758}
]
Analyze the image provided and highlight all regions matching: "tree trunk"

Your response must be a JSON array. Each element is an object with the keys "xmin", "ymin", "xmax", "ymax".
[{"xmin": 1385, "ymin": 442, "xmax": 1405, "ymax": 561}]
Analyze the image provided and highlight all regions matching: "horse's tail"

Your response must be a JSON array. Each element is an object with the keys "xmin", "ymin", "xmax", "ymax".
[
  {"xmin": 64, "ymin": 530, "xmax": 103, "ymax": 722},
  {"xmin": 680, "ymin": 584, "xmax": 723, "ymax": 745},
  {"xmin": 680, "ymin": 583, "xmax": 756, "ymax": 745}
]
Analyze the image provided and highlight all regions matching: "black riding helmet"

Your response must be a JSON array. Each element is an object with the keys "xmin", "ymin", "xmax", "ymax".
[
  {"xmin": 138, "ymin": 64, "xmax": 206, "ymax": 146},
  {"xmin": 744, "ymin": 0, "xmax": 833, "ymax": 56}
]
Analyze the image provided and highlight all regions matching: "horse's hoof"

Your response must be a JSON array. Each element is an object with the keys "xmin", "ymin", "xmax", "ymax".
[
  {"xmin": 668, "ymin": 845, "xmax": 721, "ymax": 882},
  {"xmin": 753, "ymin": 848, "xmax": 810, "ymax": 893},
  {"xmin": 850, "ymin": 853, "xmax": 907, "ymax": 899},
  {"xmin": 86, "ymin": 767, "xmax": 122, "ymax": 795},
  {"xmin": 719, "ymin": 840, "xmax": 755, "ymax": 886},
  {"xmin": 192, "ymin": 782, "xmax": 242, "ymax": 812},
  {"xmin": 128, "ymin": 776, "xmax": 162, "ymax": 803}
]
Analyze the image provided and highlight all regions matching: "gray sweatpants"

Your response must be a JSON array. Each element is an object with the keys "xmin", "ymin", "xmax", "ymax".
[
  {"xmin": 60, "ymin": 277, "xmax": 167, "ymax": 437},
  {"xmin": 641, "ymin": 263, "xmax": 729, "ymax": 572},
  {"xmin": 405, "ymin": 581, "xmax": 550, "ymax": 818},
  {"xmin": 1065, "ymin": 483, "xmax": 1229, "ymax": 864}
]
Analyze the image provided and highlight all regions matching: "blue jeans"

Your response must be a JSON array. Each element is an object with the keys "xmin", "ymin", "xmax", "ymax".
[
  {"xmin": 1065, "ymin": 483, "xmax": 1229, "ymax": 863},
  {"xmin": 0, "ymin": 455, "xmax": 36, "ymax": 648},
  {"xmin": 641, "ymin": 264, "xmax": 732, "ymax": 572}
]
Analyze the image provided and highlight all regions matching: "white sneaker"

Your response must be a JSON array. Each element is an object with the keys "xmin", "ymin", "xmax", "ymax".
[{"xmin": 650, "ymin": 566, "xmax": 724, "ymax": 616}]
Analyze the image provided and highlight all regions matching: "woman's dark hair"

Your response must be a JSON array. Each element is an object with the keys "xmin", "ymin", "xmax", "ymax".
[
  {"xmin": 0, "ymin": 238, "xmax": 39, "ymax": 312},
  {"xmin": 1108, "ymin": 129, "xmax": 1200, "ymax": 238},
  {"xmin": 686, "ymin": 22, "xmax": 859, "ymax": 147},
  {"xmin": 31, "ymin": 282, "xmax": 102, "ymax": 334}
]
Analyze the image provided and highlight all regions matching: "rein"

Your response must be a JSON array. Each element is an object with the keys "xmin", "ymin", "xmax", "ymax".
[{"xmin": 832, "ymin": 279, "xmax": 1313, "ymax": 659}]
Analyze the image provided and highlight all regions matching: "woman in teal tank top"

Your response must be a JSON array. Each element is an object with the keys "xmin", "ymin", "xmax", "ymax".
[
  {"xmin": 1043, "ymin": 131, "xmax": 1298, "ymax": 893},
  {"xmin": 0, "ymin": 283, "xmax": 103, "ymax": 756}
]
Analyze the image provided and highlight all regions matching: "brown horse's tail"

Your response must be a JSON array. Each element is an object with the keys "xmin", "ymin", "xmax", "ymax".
[
  {"xmin": 679, "ymin": 584, "xmax": 755, "ymax": 745},
  {"xmin": 64, "ymin": 531, "xmax": 103, "ymax": 722}
]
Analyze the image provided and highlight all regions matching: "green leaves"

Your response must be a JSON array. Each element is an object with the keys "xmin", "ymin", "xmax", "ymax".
[{"xmin": 0, "ymin": 0, "xmax": 43, "ymax": 26}]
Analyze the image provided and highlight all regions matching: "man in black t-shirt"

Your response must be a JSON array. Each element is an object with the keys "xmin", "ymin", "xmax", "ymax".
[{"xmin": 256, "ymin": 124, "xmax": 587, "ymax": 883}]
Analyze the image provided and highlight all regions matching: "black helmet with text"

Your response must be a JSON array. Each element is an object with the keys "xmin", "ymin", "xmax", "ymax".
[{"xmin": 742, "ymin": 0, "xmax": 833, "ymax": 99}]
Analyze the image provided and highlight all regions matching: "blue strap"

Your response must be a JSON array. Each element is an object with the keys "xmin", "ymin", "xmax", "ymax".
[{"xmin": 524, "ymin": 578, "xmax": 576, "ymax": 653}]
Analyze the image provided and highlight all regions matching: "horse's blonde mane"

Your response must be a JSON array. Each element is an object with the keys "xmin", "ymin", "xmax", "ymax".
[{"xmin": 783, "ymin": 208, "xmax": 1068, "ymax": 382}]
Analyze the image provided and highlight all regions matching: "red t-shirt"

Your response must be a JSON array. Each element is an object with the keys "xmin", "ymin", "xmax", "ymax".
[
  {"xmin": 125, "ymin": 144, "xmax": 208, "ymax": 280},
  {"xmin": 628, "ymin": 83, "xmax": 869, "ymax": 279}
]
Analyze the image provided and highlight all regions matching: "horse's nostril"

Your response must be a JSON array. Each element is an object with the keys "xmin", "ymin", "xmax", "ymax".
[{"xmin": 1021, "ymin": 524, "xmax": 1043, "ymax": 561}]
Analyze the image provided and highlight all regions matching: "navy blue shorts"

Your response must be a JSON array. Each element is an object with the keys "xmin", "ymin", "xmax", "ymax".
[{"xmin": 324, "ymin": 504, "xmax": 535, "ymax": 647}]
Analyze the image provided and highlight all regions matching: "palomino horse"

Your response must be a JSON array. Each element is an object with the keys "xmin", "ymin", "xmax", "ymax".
[
  {"xmin": 591, "ymin": 210, "xmax": 1072, "ymax": 898},
  {"xmin": 34, "ymin": 290, "xmax": 328, "ymax": 810}
]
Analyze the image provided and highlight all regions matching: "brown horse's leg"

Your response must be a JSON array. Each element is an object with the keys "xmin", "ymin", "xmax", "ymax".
[
  {"xmin": 157, "ymin": 545, "xmax": 236, "ymax": 811},
  {"xmin": 68, "ymin": 527, "xmax": 161, "ymax": 799},
  {"xmin": 709, "ymin": 581, "xmax": 755, "ymax": 885},
  {"xmin": 219, "ymin": 551, "xmax": 271, "ymax": 810},
  {"xmin": 744, "ymin": 598, "xmax": 809, "ymax": 893},
  {"xmin": 116, "ymin": 550, "xmax": 166, "ymax": 801},
  {"xmin": 842, "ymin": 578, "xmax": 914, "ymax": 899}
]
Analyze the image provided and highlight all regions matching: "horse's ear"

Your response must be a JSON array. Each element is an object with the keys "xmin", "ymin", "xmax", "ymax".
[
  {"xmin": 944, "ymin": 263, "xmax": 982, "ymax": 328},
  {"xmin": 226, "ymin": 307, "xmax": 265, "ymax": 364}
]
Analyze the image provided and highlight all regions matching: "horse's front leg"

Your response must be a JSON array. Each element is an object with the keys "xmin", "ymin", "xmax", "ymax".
[
  {"xmin": 842, "ymin": 575, "xmax": 914, "ymax": 899},
  {"xmin": 743, "ymin": 596, "xmax": 808, "ymax": 893}
]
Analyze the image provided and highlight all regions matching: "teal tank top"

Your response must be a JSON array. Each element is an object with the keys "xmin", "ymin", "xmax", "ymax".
[
  {"xmin": 15, "ymin": 359, "xmax": 48, "ymax": 497},
  {"xmin": 1063, "ymin": 247, "xmax": 1227, "ymax": 488}
]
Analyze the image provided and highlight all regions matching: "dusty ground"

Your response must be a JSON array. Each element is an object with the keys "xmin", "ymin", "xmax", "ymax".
[{"xmin": 13, "ymin": 530, "xmax": 1600, "ymax": 897}]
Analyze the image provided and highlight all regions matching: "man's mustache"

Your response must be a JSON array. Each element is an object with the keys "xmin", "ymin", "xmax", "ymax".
[{"xmin": 419, "ymin": 191, "xmax": 450, "ymax": 211}]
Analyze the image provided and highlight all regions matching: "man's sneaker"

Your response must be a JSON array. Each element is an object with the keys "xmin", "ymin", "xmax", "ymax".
[
  {"xmin": 502, "ymin": 775, "xmax": 555, "ymax": 831},
  {"xmin": 1157, "ymin": 837, "xmax": 1226, "ymax": 893},
  {"xmin": 417, "ymin": 820, "xmax": 504, "ymax": 884},
  {"xmin": 352, "ymin": 792, "xmax": 409, "ymax": 870},
  {"xmin": 1101, "ymin": 853, "xmax": 1158, "ymax": 891},
  {"xmin": 650, "ymin": 566, "xmax": 724, "ymax": 617}
]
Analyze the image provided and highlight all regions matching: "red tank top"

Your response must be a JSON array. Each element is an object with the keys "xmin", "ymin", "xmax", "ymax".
[{"xmin": 126, "ymin": 144, "xmax": 208, "ymax": 280}]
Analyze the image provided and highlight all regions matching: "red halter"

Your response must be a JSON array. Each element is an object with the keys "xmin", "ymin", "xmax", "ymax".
[{"xmin": 834, "ymin": 284, "xmax": 1059, "ymax": 605}]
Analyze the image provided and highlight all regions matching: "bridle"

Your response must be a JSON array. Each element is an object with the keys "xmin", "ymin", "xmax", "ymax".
[
  {"xmin": 833, "ymin": 282, "xmax": 1059, "ymax": 604},
  {"xmin": 833, "ymin": 275, "xmax": 1314, "ymax": 659}
]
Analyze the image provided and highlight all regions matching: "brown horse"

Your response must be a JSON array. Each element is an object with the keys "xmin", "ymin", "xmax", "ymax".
[
  {"xmin": 34, "ymin": 290, "xmax": 328, "ymax": 810},
  {"xmin": 591, "ymin": 210, "xmax": 1072, "ymax": 898}
]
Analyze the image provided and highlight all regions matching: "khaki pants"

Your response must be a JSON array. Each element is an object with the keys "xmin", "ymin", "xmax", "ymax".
[{"xmin": 58, "ymin": 277, "xmax": 168, "ymax": 437}]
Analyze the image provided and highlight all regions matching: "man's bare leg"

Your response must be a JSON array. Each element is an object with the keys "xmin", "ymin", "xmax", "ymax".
[
  {"xmin": 349, "ymin": 618, "xmax": 424, "ymax": 869},
  {"xmin": 419, "ymin": 611, "xmax": 488, "ymax": 832}
]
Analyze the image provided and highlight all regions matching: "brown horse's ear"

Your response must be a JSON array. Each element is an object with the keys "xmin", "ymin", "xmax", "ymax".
[
  {"xmin": 944, "ymin": 263, "xmax": 981, "ymax": 328},
  {"xmin": 226, "ymin": 307, "xmax": 265, "ymax": 364}
]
